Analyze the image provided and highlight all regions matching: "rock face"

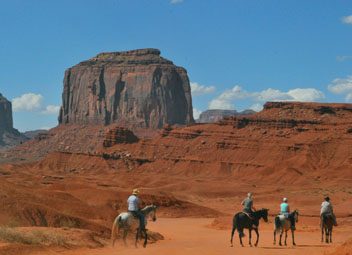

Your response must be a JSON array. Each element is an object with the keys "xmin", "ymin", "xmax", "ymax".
[
  {"xmin": 103, "ymin": 126, "xmax": 139, "ymax": 147},
  {"xmin": 59, "ymin": 49, "xmax": 194, "ymax": 129},
  {"xmin": 0, "ymin": 93, "xmax": 13, "ymax": 132},
  {"xmin": 197, "ymin": 109, "xmax": 255, "ymax": 123},
  {"xmin": 0, "ymin": 93, "xmax": 27, "ymax": 148}
]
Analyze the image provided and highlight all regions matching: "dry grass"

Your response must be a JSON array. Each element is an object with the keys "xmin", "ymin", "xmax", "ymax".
[{"xmin": 0, "ymin": 227, "xmax": 67, "ymax": 246}]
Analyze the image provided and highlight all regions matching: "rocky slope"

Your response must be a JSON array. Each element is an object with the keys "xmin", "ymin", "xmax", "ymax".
[
  {"xmin": 0, "ymin": 93, "xmax": 27, "ymax": 149},
  {"xmin": 197, "ymin": 109, "xmax": 255, "ymax": 123},
  {"xmin": 59, "ymin": 48, "xmax": 194, "ymax": 129}
]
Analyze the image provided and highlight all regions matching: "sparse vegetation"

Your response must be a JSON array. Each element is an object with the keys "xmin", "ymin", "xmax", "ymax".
[{"xmin": 0, "ymin": 227, "xmax": 67, "ymax": 246}]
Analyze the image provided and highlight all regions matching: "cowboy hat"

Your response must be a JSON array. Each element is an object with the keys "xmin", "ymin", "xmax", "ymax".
[{"xmin": 132, "ymin": 188, "xmax": 140, "ymax": 195}]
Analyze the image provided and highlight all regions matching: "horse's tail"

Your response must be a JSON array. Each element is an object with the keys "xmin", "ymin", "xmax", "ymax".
[
  {"xmin": 111, "ymin": 215, "xmax": 121, "ymax": 246},
  {"xmin": 274, "ymin": 216, "xmax": 281, "ymax": 233}
]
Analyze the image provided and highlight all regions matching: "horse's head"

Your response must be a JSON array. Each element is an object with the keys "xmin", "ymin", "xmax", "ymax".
[
  {"xmin": 293, "ymin": 210, "xmax": 299, "ymax": 223},
  {"xmin": 261, "ymin": 208, "xmax": 269, "ymax": 222}
]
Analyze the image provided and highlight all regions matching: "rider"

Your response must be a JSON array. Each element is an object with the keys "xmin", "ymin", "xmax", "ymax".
[
  {"xmin": 320, "ymin": 196, "xmax": 337, "ymax": 226},
  {"xmin": 280, "ymin": 197, "xmax": 295, "ymax": 230},
  {"xmin": 241, "ymin": 192, "xmax": 257, "ymax": 228},
  {"xmin": 127, "ymin": 188, "xmax": 145, "ymax": 231}
]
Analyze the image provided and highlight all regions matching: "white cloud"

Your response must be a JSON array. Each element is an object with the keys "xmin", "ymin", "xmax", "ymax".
[
  {"xmin": 191, "ymin": 82, "xmax": 216, "ymax": 96},
  {"xmin": 287, "ymin": 88, "xmax": 325, "ymax": 102},
  {"xmin": 170, "ymin": 0, "xmax": 184, "ymax": 4},
  {"xmin": 253, "ymin": 88, "xmax": 291, "ymax": 101},
  {"xmin": 342, "ymin": 15, "xmax": 352, "ymax": 25},
  {"xmin": 193, "ymin": 108, "xmax": 202, "ymax": 119},
  {"xmin": 41, "ymin": 105, "xmax": 61, "ymax": 115},
  {"xmin": 208, "ymin": 85, "xmax": 249, "ymax": 109},
  {"xmin": 249, "ymin": 103, "xmax": 264, "ymax": 112},
  {"xmin": 209, "ymin": 85, "xmax": 325, "ymax": 110},
  {"xmin": 12, "ymin": 93, "xmax": 43, "ymax": 112},
  {"xmin": 328, "ymin": 75, "xmax": 352, "ymax": 101}
]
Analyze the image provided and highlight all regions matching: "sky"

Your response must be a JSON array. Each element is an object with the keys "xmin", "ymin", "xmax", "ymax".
[{"xmin": 0, "ymin": 0, "xmax": 352, "ymax": 131}]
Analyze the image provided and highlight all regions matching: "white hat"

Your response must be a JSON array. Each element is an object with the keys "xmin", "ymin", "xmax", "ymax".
[{"xmin": 283, "ymin": 197, "xmax": 288, "ymax": 202}]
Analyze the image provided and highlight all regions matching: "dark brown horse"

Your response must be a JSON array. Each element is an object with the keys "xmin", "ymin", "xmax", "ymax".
[
  {"xmin": 321, "ymin": 214, "xmax": 334, "ymax": 243},
  {"xmin": 230, "ymin": 208, "xmax": 269, "ymax": 247}
]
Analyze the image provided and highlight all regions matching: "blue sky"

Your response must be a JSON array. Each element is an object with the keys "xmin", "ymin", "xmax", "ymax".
[{"xmin": 0, "ymin": 0, "xmax": 351, "ymax": 131}]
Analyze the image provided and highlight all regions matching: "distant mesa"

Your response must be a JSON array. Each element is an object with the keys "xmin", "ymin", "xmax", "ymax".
[
  {"xmin": 59, "ymin": 48, "xmax": 194, "ymax": 129},
  {"xmin": 197, "ymin": 109, "xmax": 256, "ymax": 123},
  {"xmin": 0, "ymin": 93, "xmax": 28, "ymax": 149}
]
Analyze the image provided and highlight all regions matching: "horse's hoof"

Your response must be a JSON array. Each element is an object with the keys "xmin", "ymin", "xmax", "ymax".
[
  {"xmin": 293, "ymin": 243, "xmax": 296, "ymax": 246},
  {"xmin": 230, "ymin": 244, "xmax": 233, "ymax": 247},
  {"xmin": 255, "ymin": 243, "xmax": 258, "ymax": 247}
]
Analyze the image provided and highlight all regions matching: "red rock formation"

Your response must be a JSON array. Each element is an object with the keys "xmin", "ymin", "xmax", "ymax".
[
  {"xmin": 103, "ymin": 126, "xmax": 139, "ymax": 147},
  {"xmin": 197, "ymin": 109, "xmax": 255, "ymax": 123},
  {"xmin": 59, "ymin": 49, "xmax": 194, "ymax": 129},
  {"xmin": 0, "ymin": 93, "xmax": 27, "ymax": 148}
]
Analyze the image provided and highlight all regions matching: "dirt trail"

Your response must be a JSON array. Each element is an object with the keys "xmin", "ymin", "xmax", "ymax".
[{"xmin": 28, "ymin": 218, "xmax": 351, "ymax": 255}]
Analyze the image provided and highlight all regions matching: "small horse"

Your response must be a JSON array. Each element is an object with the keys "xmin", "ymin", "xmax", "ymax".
[
  {"xmin": 273, "ymin": 210, "xmax": 299, "ymax": 246},
  {"xmin": 111, "ymin": 205, "xmax": 157, "ymax": 248},
  {"xmin": 230, "ymin": 208, "xmax": 269, "ymax": 247},
  {"xmin": 321, "ymin": 214, "xmax": 334, "ymax": 243}
]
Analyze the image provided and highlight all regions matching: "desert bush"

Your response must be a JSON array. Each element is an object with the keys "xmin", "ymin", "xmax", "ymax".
[{"xmin": 0, "ymin": 227, "xmax": 67, "ymax": 246}]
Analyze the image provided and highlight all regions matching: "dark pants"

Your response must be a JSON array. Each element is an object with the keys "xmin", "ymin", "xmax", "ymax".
[
  {"xmin": 288, "ymin": 213, "xmax": 296, "ymax": 229},
  {"xmin": 243, "ymin": 208, "xmax": 253, "ymax": 215},
  {"xmin": 130, "ymin": 210, "xmax": 145, "ymax": 231}
]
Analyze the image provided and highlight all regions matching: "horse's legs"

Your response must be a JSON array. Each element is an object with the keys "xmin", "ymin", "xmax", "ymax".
[
  {"xmin": 123, "ymin": 229, "xmax": 128, "ymax": 247},
  {"xmin": 279, "ymin": 230, "xmax": 283, "ymax": 246},
  {"xmin": 273, "ymin": 230, "xmax": 276, "ymax": 245},
  {"xmin": 330, "ymin": 227, "xmax": 332, "ymax": 243},
  {"xmin": 230, "ymin": 227, "xmax": 236, "ymax": 247},
  {"xmin": 254, "ymin": 228, "xmax": 259, "ymax": 247},
  {"xmin": 321, "ymin": 225, "xmax": 324, "ymax": 242},
  {"xmin": 292, "ymin": 230, "xmax": 296, "ymax": 246},
  {"xmin": 249, "ymin": 229, "xmax": 252, "ymax": 246},
  {"xmin": 239, "ymin": 229, "xmax": 244, "ymax": 247},
  {"xmin": 135, "ymin": 228, "xmax": 139, "ymax": 248},
  {"xmin": 143, "ymin": 229, "xmax": 148, "ymax": 248},
  {"xmin": 284, "ymin": 231, "xmax": 287, "ymax": 246},
  {"xmin": 325, "ymin": 227, "xmax": 329, "ymax": 243}
]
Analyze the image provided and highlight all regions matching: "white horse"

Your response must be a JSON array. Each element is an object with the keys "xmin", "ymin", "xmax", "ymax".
[
  {"xmin": 111, "ymin": 205, "xmax": 157, "ymax": 248},
  {"xmin": 273, "ymin": 210, "xmax": 299, "ymax": 246}
]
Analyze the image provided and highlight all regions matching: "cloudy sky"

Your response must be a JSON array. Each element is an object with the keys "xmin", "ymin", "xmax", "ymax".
[{"xmin": 0, "ymin": 0, "xmax": 351, "ymax": 131}]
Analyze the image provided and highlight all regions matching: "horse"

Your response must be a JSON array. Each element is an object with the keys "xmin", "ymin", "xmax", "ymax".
[
  {"xmin": 111, "ymin": 205, "xmax": 157, "ymax": 248},
  {"xmin": 230, "ymin": 208, "xmax": 269, "ymax": 247},
  {"xmin": 321, "ymin": 214, "xmax": 334, "ymax": 243},
  {"xmin": 273, "ymin": 210, "xmax": 299, "ymax": 246}
]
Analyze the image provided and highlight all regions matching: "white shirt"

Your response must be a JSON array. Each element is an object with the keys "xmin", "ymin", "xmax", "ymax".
[
  {"xmin": 127, "ymin": 195, "xmax": 140, "ymax": 211},
  {"xmin": 320, "ymin": 201, "xmax": 333, "ymax": 215}
]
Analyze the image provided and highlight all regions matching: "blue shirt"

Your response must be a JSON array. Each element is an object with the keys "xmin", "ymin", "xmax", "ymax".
[
  {"xmin": 280, "ymin": 202, "xmax": 289, "ymax": 213},
  {"xmin": 127, "ymin": 195, "xmax": 140, "ymax": 211}
]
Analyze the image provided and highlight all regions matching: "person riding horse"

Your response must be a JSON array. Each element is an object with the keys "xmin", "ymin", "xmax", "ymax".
[
  {"xmin": 320, "ymin": 196, "xmax": 337, "ymax": 226},
  {"xmin": 127, "ymin": 189, "xmax": 145, "ymax": 231},
  {"xmin": 241, "ymin": 193, "xmax": 257, "ymax": 229},
  {"xmin": 280, "ymin": 198, "xmax": 295, "ymax": 230}
]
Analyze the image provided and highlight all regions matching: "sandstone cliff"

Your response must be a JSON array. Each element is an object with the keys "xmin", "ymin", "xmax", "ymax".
[
  {"xmin": 197, "ymin": 109, "xmax": 255, "ymax": 123},
  {"xmin": 0, "ymin": 93, "xmax": 27, "ymax": 148},
  {"xmin": 59, "ymin": 49, "xmax": 194, "ymax": 129}
]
